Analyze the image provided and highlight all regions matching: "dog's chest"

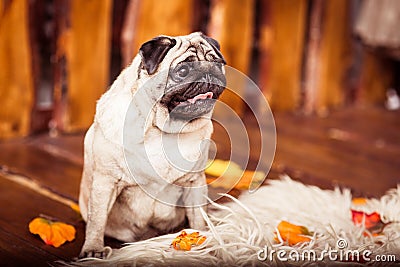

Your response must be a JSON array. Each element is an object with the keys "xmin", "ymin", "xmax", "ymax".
[{"xmin": 142, "ymin": 129, "xmax": 208, "ymax": 182}]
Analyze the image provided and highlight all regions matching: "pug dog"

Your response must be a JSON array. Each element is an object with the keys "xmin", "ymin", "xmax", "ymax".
[{"xmin": 79, "ymin": 32, "xmax": 226, "ymax": 258}]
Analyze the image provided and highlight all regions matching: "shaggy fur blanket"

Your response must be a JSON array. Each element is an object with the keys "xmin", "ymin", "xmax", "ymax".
[{"xmin": 64, "ymin": 176, "xmax": 400, "ymax": 266}]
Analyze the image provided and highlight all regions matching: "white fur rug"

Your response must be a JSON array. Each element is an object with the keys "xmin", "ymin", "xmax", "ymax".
[{"xmin": 64, "ymin": 176, "xmax": 400, "ymax": 266}]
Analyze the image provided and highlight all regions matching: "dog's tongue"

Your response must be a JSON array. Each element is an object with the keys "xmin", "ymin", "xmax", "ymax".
[{"xmin": 187, "ymin": 92, "xmax": 214, "ymax": 104}]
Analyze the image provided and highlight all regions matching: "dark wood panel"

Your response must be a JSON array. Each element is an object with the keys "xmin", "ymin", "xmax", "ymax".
[
  {"xmin": 0, "ymin": 226, "xmax": 60, "ymax": 267},
  {"xmin": 273, "ymin": 107, "xmax": 400, "ymax": 197},
  {"xmin": 0, "ymin": 0, "xmax": 34, "ymax": 138},
  {"xmin": 29, "ymin": 133, "xmax": 84, "ymax": 165},
  {"xmin": 212, "ymin": 106, "xmax": 400, "ymax": 197},
  {"xmin": 258, "ymin": 0, "xmax": 307, "ymax": 111},
  {"xmin": 0, "ymin": 141, "xmax": 82, "ymax": 200},
  {"xmin": 0, "ymin": 178, "xmax": 84, "ymax": 262},
  {"xmin": 60, "ymin": 0, "xmax": 112, "ymax": 132}
]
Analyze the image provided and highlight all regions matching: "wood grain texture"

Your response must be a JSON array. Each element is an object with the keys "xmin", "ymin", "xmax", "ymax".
[
  {"xmin": 302, "ymin": 0, "xmax": 323, "ymax": 114},
  {"xmin": 259, "ymin": 0, "xmax": 307, "ymax": 111},
  {"xmin": 0, "ymin": 227, "xmax": 60, "ymax": 267},
  {"xmin": 131, "ymin": 0, "xmax": 194, "ymax": 54},
  {"xmin": 208, "ymin": 0, "xmax": 254, "ymax": 117},
  {"xmin": 63, "ymin": 0, "xmax": 113, "ymax": 132},
  {"xmin": 0, "ymin": 142, "xmax": 82, "ymax": 200},
  {"xmin": 0, "ymin": 0, "xmax": 34, "ymax": 139},
  {"xmin": 313, "ymin": 0, "xmax": 352, "ymax": 115},
  {"xmin": 0, "ymin": 177, "xmax": 84, "ymax": 263},
  {"xmin": 272, "ymin": 107, "xmax": 400, "ymax": 197},
  {"xmin": 356, "ymin": 50, "xmax": 394, "ymax": 105}
]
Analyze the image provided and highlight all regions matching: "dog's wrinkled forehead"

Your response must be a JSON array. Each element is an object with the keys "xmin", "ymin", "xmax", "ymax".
[{"xmin": 139, "ymin": 32, "xmax": 225, "ymax": 76}]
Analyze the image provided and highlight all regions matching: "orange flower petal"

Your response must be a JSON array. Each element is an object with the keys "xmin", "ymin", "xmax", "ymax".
[
  {"xmin": 352, "ymin": 198, "xmax": 367, "ymax": 205},
  {"xmin": 275, "ymin": 221, "xmax": 312, "ymax": 246},
  {"xmin": 29, "ymin": 218, "xmax": 53, "ymax": 244},
  {"xmin": 28, "ymin": 217, "xmax": 76, "ymax": 248},
  {"xmin": 277, "ymin": 220, "xmax": 311, "ymax": 236},
  {"xmin": 172, "ymin": 231, "xmax": 206, "ymax": 251},
  {"xmin": 52, "ymin": 222, "xmax": 76, "ymax": 246}
]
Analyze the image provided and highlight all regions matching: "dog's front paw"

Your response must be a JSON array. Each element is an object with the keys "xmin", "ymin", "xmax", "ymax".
[
  {"xmin": 189, "ymin": 217, "xmax": 206, "ymax": 230},
  {"xmin": 79, "ymin": 246, "xmax": 112, "ymax": 259}
]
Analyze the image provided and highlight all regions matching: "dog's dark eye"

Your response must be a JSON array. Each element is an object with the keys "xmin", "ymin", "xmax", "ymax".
[{"xmin": 176, "ymin": 65, "xmax": 189, "ymax": 78}]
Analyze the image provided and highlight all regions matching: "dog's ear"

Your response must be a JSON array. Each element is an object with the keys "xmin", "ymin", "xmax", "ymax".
[
  {"xmin": 201, "ymin": 34, "xmax": 226, "ymax": 64},
  {"xmin": 139, "ymin": 36, "xmax": 176, "ymax": 75}
]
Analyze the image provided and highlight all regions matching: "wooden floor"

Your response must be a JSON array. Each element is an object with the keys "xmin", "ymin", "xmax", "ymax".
[{"xmin": 0, "ymin": 106, "xmax": 399, "ymax": 266}]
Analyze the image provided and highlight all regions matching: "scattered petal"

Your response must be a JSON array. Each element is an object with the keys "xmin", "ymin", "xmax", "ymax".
[
  {"xmin": 69, "ymin": 203, "xmax": 81, "ymax": 214},
  {"xmin": 274, "ymin": 221, "xmax": 312, "ymax": 246},
  {"xmin": 352, "ymin": 198, "xmax": 368, "ymax": 205},
  {"xmin": 235, "ymin": 170, "xmax": 265, "ymax": 190},
  {"xmin": 205, "ymin": 159, "xmax": 242, "ymax": 178},
  {"xmin": 29, "ymin": 217, "xmax": 76, "ymax": 248},
  {"xmin": 206, "ymin": 159, "xmax": 265, "ymax": 190},
  {"xmin": 172, "ymin": 231, "xmax": 206, "ymax": 251},
  {"xmin": 351, "ymin": 210, "xmax": 382, "ymax": 229}
]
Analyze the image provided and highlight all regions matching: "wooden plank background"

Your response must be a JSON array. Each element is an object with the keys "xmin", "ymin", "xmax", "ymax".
[
  {"xmin": 0, "ymin": 0, "xmax": 397, "ymax": 139},
  {"xmin": 357, "ymin": 51, "xmax": 394, "ymax": 105},
  {"xmin": 0, "ymin": 0, "xmax": 34, "ymax": 139},
  {"xmin": 133, "ymin": 0, "xmax": 193, "ymax": 54},
  {"xmin": 259, "ymin": 0, "xmax": 307, "ymax": 111},
  {"xmin": 208, "ymin": 0, "xmax": 254, "ymax": 116},
  {"xmin": 62, "ymin": 0, "xmax": 112, "ymax": 132},
  {"xmin": 313, "ymin": 0, "xmax": 352, "ymax": 115}
]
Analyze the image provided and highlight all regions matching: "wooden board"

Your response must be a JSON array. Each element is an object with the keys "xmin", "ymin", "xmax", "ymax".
[
  {"xmin": 0, "ymin": 178, "xmax": 84, "ymax": 264},
  {"xmin": 356, "ymin": 50, "xmax": 394, "ymax": 105},
  {"xmin": 0, "ymin": 138, "xmax": 82, "ymax": 200},
  {"xmin": 259, "ymin": 0, "xmax": 307, "ymax": 111},
  {"xmin": 208, "ymin": 0, "xmax": 254, "ymax": 117},
  {"xmin": 272, "ymin": 107, "xmax": 400, "ymax": 197},
  {"xmin": 61, "ymin": 0, "xmax": 113, "ymax": 132},
  {"xmin": 313, "ymin": 0, "xmax": 352, "ymax": 114},
  {"xmin": 0, "ymin": 227, "xmax": 60, "ymax": 267},
  {"xmin": 131, "ymin": 0, "xmax": 194, "ymax": 54},
  {"xmin": 0, "ymin": 0, "xmax": 34, "ymax": 139}
]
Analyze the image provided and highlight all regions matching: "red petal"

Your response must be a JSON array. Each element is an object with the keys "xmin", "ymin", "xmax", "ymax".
[{"xmin": 351, "ymin": 210, "xmax": 382, "ymax": 229}]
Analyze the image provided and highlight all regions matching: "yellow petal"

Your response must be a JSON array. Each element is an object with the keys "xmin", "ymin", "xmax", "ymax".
[
  {"xmin": 69, "ymin": 203, "xmax": 81, "ymax": 214},
  {"xmin": 171, "ymin": 231, "xmax": 207, "ymax": 251},
  {"xmin": 205, "ymin": 159, "xmax": 242, "ymax": 178},
  {"xmin": 352, "ymin": 198, "xmax": 367, "ymax": 205}
]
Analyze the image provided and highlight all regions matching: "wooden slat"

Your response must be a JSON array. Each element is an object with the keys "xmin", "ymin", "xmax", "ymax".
[
  {"xmin": 131, "ymin": 0, "xmax": 194, "ymax": 54},
  {"xmin": 208, "ymin": 0, "xmax": 254, "ymax": 117},
  {"xmin": 60, "ymin": 0, "xmax": 113, "ymax": 132},
  {"xmin": 273, "ymin": 107, "xmax": 400, "ymax": 197},
  {"xmin": 0, "ymin": 177, "xmax": 84, "ymax": 262},
  {"xmin": 0, "ymin": 141, "xmax": 82, "ymax": 200},
  {"xmin": 313, "ymin": 0, "xmax": 352, "ymax": 114},
  {"xmin": 259, "ymin": 0, "xmax": 307, "ymax": 111},
  {"xmin": 0, "ymin": 0, "xmax": 34, "ymax": 139},
  {"xmin": 29, "ymin": 133, "xmax": 84, "ymax": 165},
  {"xmin": 211, "ymin": 105, "xmax": 400, "ymax": 197},
  {"xmin": 302, "ymin": 0, "xmax": 323, "ymax": 114},
  {"xmin": 0, "ymin": 226, "xmax": 60, "ymax": 266},
  {"xmin": 356, "ymin": 50, "xmax": 394, "ymax": 105}
]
